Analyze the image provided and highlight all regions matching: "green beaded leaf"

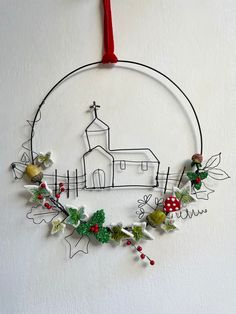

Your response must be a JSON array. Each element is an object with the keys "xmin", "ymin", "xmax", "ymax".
[
  {"xmin": 76, "ymin": 222, "xmax": 90, "ymax": 236},
  {"xmin": 89, "ymin": 209, "xmax": 105, "ymax": 226},
  {"xmin": 95, "ymin": 227, "xmax": 110, "ymax": 243},
  {"xmin": 76, "ymin": 209, "xmax": 110, "ymax": 244},
  {"xmin": 132, "ymin": 226, "xmax": 144, "ymax": 241},
  {"xmin": 187, "ymin": 172, "xmax": 197, "ymax": 181},
  {"xmin": 199, "ymin": 171, "xmax": 208, "ymax": 180}
]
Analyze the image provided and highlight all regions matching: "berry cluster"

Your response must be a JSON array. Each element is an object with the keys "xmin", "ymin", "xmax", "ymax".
[
  {"xmin": 43, "ymin": 182, "xmax": 65, "ymax": 210},
  {"xmin": 126, "ymin": 240, "xmax": 155, "ymax": 266},
  {"xmin": 90, "ymin": 224, "xmax": 99, "ymax": 233}
]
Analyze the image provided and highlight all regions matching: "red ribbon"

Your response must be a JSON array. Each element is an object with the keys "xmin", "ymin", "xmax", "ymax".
[{"xmin": 102, "ymin": 0, "xmax": 118, "ymax": 63}]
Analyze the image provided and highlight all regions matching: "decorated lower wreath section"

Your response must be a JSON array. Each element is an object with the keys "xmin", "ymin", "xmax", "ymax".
[{"xmin": 23, "ymin": 153, "xmax": 229, "ymax": 266}]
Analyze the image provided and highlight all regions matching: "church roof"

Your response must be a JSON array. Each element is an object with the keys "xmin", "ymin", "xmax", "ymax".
[
  {"xmin": 110, "ymin": 148, "xmax": 159, "ymax": 163},
  {"xmin": 85, "ymin": 117, "xmax": 109, "ymax": 132}
]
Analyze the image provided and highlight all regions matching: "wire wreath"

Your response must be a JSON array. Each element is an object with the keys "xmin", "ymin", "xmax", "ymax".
[{"xmin": 11, "ymin": 60, "xmax": 230, "ymax": 266}]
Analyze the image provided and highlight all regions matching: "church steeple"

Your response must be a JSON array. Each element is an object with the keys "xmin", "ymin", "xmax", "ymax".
[
  {"xmin": 85, "ymin": 102, "xmax": 110, "ymax": 150},
  {"xmin": 90, "ymin": 101, "xmax": 100, "ymax": 118}
]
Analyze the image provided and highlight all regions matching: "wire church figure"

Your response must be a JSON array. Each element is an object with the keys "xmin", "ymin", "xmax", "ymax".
[{"xmin": 82, "ymin": 102, "xmax": 160, "ymax": 189}]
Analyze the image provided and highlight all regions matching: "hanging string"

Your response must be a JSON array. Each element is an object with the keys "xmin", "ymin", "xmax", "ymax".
[{"xmin": 102, "ymin": 0, "xmax": 118, "ymax": 63}]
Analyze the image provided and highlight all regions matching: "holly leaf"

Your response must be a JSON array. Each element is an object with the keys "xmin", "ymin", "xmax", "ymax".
[
  {"xmin": 199, "ymin": 172, "xmax": 208, "ymax": 180},
  {"xmin": 89, "ymin": 209, "xmax": 105, "ymax": 226},
  {"xmin": 76, "ymin": 210, "xmax": 110, "ymax": 243},
  {"xmin": 24, "ymin": 183, "xmax": 52, "ymax": 204},
  {"xmin": 26, "ymin": 205, "xmax": 59, "ymax": 224},
  {"xmin": 94, "ymin": 227, "xmax": 110, "ymax": 243},
  {"xmin": 187, "ymin": 172, "xmax": 197, "ymax": 181},
  {"xmin": 76, "ymin": 221, "xmax": 90, "ymax": 236},
  {"xmin": 194, "ymin": 182, "xmax": 202, "ymax": 190},
  {"xmin": 208, "ymin": 168, "xmax": 230, "ymax": 181},
  {"xmin": 204, "ymin": 153, "xmax": 221, "ymax": 169},
  {"xmin": 65, "ymin": 230, "xmax": 90, "ymax": 258}
]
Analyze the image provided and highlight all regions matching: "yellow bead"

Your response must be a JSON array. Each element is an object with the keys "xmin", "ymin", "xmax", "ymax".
[{"xmin": 25, "ymin": 164, "xmax": 43, "ymax": 183}]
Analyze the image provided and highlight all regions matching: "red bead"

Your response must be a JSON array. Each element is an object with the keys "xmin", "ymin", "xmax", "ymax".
[
  {"xmin": 126, "ymin": 240, "xmax": 131, "ymax": 246},
  {"xmin": 150, "ymin": 260, "xmax": 155, "ymax": 266},
  {"xmin": 55, "ymin": 193, "xmax": 60, "ymax": 199},
  {"xmin": 60, "ymin": 187, "xmax": 65, "ymax": 192},
  {"xmin": 137, "ymin": 246, "xmax": 142, "ymax": 252},
  {"xmin": 37, "ymin": 194, "xmax": 43, "ymax": 200},
  {"xmin": 40, "ymin": 183, "xmax": 46, "ymax": 189},
  {"xmin": 195, "ymin": 177, "xmax": 201, "ymax": 184},
  {"xmin": 140, "ymin": 253, "xmax": 145, "ymax": 259},
  {"xmin": 59, "ymin": 182, "xmax": 64, "ymax": 187}
]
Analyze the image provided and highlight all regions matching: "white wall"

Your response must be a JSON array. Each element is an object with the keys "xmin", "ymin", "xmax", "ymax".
[{"xmin": 0, "ymin": 1, "xmax": 236, "ymax": 313}]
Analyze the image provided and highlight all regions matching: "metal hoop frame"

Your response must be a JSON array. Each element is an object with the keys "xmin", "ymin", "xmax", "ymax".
[{"xmin": 30, "ymin": 60, "xmax": 203, "ymax": 163}]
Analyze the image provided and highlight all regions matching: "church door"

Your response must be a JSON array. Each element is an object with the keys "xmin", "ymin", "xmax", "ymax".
[{"xmin": 92, "ymin": 169, "xmax": 106, "ymax": 188}]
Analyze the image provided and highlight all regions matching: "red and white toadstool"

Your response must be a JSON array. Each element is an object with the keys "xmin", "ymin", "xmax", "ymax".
[{"xmin": 163, "ymin": 196, "xmax": 181, "ymax": 213}]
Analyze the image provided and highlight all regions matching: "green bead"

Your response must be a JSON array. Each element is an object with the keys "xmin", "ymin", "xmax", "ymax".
[{"xmin": 147, "ymin": 209, "xmax": 166, "ymax": 227}]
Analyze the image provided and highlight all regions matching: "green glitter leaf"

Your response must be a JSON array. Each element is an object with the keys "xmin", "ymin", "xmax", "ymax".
[
  {"xmin": 89, "ymin": 209, "xmax": 105, "ymax": 226},
  {"xmin": 95, "ymin": 227, "xmax": 110, "ymax": 243},
  {"xmin": 132, "ymin": 226, "xmax": 144, "ymax": 241},
  {"xmin": 111, "ymin": 226, "xmax": 130, "ymax": 242},
  {"xmin": 76, "ymin": 209, "xmax": 110, "ymax": 243}
]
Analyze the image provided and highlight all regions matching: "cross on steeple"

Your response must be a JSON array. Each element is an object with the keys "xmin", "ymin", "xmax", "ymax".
[{"xmin": 90, "ymin": 101, "xmax": 100, "ymax": 118}]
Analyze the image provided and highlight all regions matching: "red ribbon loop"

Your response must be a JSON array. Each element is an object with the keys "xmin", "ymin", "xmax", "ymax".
[{"xmin": 102, "ymin": 0, "xmax": 118, "ymax": 64}]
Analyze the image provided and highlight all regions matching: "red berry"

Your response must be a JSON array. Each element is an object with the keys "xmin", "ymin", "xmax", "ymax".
[
  {"xmin": 140, "ymin": 253, "xmax": 145, "ymax": 259},
  {"xmin": 126, "ymin": 240, "xmax": 131, "ymax": 246},
  {"xmin": 40, "ymin": 183, "xmax": 46, "ymax": 189},
  {"xmin": 44, "ymin": 202, "xmax": 50, "ymax": 208},
  {"xmin": 60, "ymin": 187, "xmax": 65, "ymax": 192},
  {"xmin": 37, "ymin": 194, "xmax": 43, "ymax": 200},
  {"xmin": 47, "ymin": 205, "xmax": 52, "ymax": 210},
  {"xmin": 59, "ymin": 182, "xmax": 64, "ymax": 187},
  {"xmin": 195, "ymin": 177, "xmax": 201, "ymax": 184},
  {"xmin": 137, "ymin": 246, "xmax": 142, "ymax": 252},
  {"xmin": 90, "ymin": 224, "xmax": 98, "ymax": 233},
  {"xmin": 55, "ymin": 193, "xmax": 60, "ymax": 199},
  {"xmin": 150, "ymin": 260, "xmax": 155, "ymax": 266}
]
